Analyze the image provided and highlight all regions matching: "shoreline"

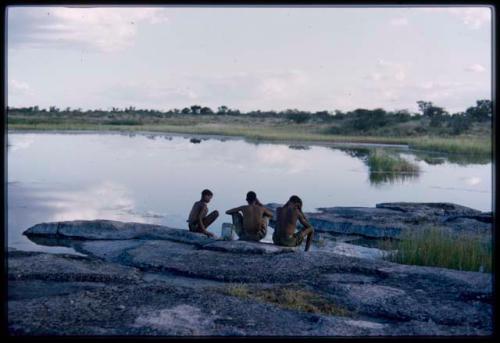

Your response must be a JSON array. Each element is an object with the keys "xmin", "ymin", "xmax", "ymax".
[
  {"xmin": 8, "ymin": 128, "xmax": 411, "ymax": 149},
  {"xmin": 7, "ymin": 124, "xmax": 491, "ymax": 156}
]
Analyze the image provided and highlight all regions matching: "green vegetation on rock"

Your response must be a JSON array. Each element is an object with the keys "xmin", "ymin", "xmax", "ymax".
[
  {"xmin": 223, "ymin": 284, "xmax": 352, "ymax": 317},
  {"xmin": 380, "ymin": 226, "xmax": 492, "ymax": 272}
]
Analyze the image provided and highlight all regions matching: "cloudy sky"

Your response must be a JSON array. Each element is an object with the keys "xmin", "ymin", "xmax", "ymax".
[{"xmin": 7, "ymin": 6, "xmax": 492, "ymax": 113}]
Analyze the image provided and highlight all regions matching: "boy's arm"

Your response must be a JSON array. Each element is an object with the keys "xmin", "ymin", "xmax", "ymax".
[
  {"xmin": 197, "ymin": 203, "xmax": 207, "ymax": 231},
  {"xmin": 262, "ymin": 206, "xmax": 274, "ymax": 218},
  {"xmin": 297, "ymin": 210, "xmax": 312, "ymax": 229},
  {"xmin": 226, "ymin": 206, "xmax": 245, "ymax": 215}
]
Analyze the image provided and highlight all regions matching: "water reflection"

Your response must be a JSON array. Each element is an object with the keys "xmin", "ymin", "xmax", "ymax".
[
  {"xmin": 339, "ymin": 147, "xmax": 420, "ymax": 186},
  {"xmin": 338, "ymin": 146, "xmax": 491, "ymax": 166},
  {"xmin": 368, "ymin": 171, "xmax": 420, "ymax": 186}
]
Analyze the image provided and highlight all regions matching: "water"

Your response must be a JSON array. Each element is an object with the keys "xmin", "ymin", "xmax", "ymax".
[{"xmin": 7, "ymin": 132, "xmax": 492, "ymax": 254}]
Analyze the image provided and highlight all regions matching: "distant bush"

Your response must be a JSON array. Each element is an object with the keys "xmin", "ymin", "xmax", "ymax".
[
  {"xmin": 325, "ymin": 126, "xmax": 343, "ymax": 135},
  {"xmin": 286, "ymin": 111, "xmax": 312, "ymax": 124}
]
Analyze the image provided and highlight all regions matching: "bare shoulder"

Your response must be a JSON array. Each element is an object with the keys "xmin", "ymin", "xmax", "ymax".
[{"xmin": 194, "ymin": 201, "xmax": 207, "ymax": 210}]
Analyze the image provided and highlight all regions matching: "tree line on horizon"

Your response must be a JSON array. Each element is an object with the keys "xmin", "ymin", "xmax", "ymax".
[{"xmin": 7, "ymin": 99, "xmax": 492, "ymax": 135}]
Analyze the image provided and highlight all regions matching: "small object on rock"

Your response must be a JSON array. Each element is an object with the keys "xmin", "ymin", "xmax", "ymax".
[{"xmin": 221, "ymin": 223, "xmax": 235, "ymax": 241}]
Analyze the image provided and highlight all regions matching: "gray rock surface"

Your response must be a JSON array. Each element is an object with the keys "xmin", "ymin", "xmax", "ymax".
[
  {"xmin": 8, "ymin": 247, "xmax": 492, "ymax": 336},
  {"xmin": 11, "ymin": 213, "xmax": 493, "ymax": 336},
  {"xmin": 24, "ymin": 219, "xmax": 216, "ymax": 245},
  {"xmin": 266, "ymin": 202, "xmax": 491, "ymax": 238}
]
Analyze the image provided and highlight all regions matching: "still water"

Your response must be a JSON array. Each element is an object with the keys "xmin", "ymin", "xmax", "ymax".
[{"xmin": 7, "ymin": 132, "xmax": 492, "ymax": 254}]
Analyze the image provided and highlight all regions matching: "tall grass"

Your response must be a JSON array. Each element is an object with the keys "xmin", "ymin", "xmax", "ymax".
[
  {"xmin": 407, "ymin": 136, "xmax": 491, "ymax": 155},
  {"xmin": 382, "ymin": 226, "xmax": 492, "ymax": 272}
]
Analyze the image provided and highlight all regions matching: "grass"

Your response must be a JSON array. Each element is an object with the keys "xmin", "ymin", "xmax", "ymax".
[
  {"xmin": 223, "ymin": 284, "xmax": 352, "ymax": 317},
  {"xmin": 367, "ymin": 149, "xmax": 420, "ymax": 184},
  {"xmin": 407, "ymin": 136, "xmax": 492, "ymax": 156},
  {"xmin": 380, "ymin": 226, "xmax": 492, "ymax": 272}
]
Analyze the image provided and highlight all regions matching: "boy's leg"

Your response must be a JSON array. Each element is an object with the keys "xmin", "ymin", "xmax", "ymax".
[
  {"xmin": 202, "ymin": 210, "xmax": 219, "ymax": 229},
  {"xmin": 256, "ymin": 217, "xmax": 269, "ymax": 241}
]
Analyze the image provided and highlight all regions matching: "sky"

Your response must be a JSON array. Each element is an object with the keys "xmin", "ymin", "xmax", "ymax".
[{"xmin": 7, "ymin": 6, "xmax": 493, "ymax": 113}]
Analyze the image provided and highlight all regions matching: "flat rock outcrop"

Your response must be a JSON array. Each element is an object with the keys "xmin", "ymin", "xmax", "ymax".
[
  {"xmin": 9, "ymin": 218, "xmax": 493, "ymax": 336},
  {"xmin": 266, "ymin": 202, "xmax": 491, "ymax": 239}
]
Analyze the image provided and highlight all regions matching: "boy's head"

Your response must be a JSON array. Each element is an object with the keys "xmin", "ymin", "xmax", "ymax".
[
  {"xmin": 201, "ymin": 189, "xmax": 213, "ymax": 202},
  {"xmin": 246, "ymin": 191, "xmax": 257, "ymax": 204},
  {"xmin": 288, "ymin": 195, "xmax": 303, "ymax": 209}
]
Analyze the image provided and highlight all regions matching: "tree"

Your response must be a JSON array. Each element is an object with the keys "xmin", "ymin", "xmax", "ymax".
[
  {"xmin": 285, "ymin": 109, "xmax": 311, "ymax": 123},
  {"xmin": 333, "ymin": 110, "xmax": 345, "ymax": 119},
  {"xmin": 190, "ymin": 105, "xmax": 202, "ymax": 114},
  {"xmin": 217, "ymin": 105, "xmax": 229, "ymax": 115},
  {"xmin": 416, "ymin": 101, "xmax": 448, "ymax": 127},
  {"xmin": 181, "ymin": 107, "xmax": 191, "ymax": 114},
  {"xmin": 200, "ymin": 106, "xmax": 213, "ymax": 115},
  {"xmin": 465, "ymin": 99, "xmax": 492, "ymax": 122},
  {"xmin": 448, "ymin": 112, "xmax": 472, "ymax": 134}
]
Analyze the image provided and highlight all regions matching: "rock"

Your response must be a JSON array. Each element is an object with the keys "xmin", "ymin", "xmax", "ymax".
[
  {"xmin": 7, "ymin": 247, "xmax": 492, "ymax": 336},
  {"xmin": 10, "ymin": 209, "xmax": 493, "ymax": 335},
  {"xmin": 375, "ymin": 202, "xmax": 482, "ymax": 217},
  {"xmin": 266, "ymin": 202, "xmax": 491, "ymax": 239},
  {"xmin": 201, "ymin": 240, "xmax": 297, "ymax": 255},
  {"xmin": 24, "ymin": 220, "xmax": 217, "ymax": 246},
  {"xmin": 7, "ymin": 250, "xmax": 142, "ymax": 283}
]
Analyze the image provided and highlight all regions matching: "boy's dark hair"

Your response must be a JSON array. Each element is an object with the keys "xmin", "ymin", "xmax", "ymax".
[
  {"xmin": 201, "ymin": 189, "xmax": 213, "ymax": 197},
  {"xmin": 289, "ymin": 195, "xmax": 302, "ymax": 205},
  {"xmin": 246, "ymin": 191, "xmax": 257, "ymax": 202}
]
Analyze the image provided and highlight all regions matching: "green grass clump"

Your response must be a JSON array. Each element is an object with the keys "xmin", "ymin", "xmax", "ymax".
[
  {"xmin": 224, "ymin": 284, "xmax": 351, "ymax": 317},
  {"xmin": 382, "ymin": 226, "xmax": 492, "ymax": 272},
  {"xmin": 367, "ymin": 149, "xmax": 420, "ymax": 184}
]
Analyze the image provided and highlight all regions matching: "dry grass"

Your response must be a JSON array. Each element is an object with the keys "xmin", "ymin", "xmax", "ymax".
[{"xmin": 223, "ymin": 284, "xmax": 352, "ymax": 317}]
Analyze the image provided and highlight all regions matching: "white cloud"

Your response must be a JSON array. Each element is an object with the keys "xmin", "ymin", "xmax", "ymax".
[
  {"xmin": 9, "ymin": 79, "xmax": 31, "ymax": 92},
  {"xmin": 465, "ymin": 63, "xmax": 486, "ymax": 73},
  {"xmin": 8, "ymin": 7, "xmax": 169, "ymax": 52},
  {"xmin": 394, "ymin": 70, "xmax": 406, "ymax": 81},
  {"xmin": 368, "ymin": 59, "xmax": 409, "ymax": 83},
  {"xmin": 390, "ymin": 17, "xmax": 409, "ymax": 26},
  {"xmin": 8, "ymin": 80, "xmax": 35, "ymax": 107},
  {"xmin": 418, "ymin": 7, "xmax": 491, "ymax": 29},
  {"xmin": 365, "ymin": 72, "xmax": 384, "ymax": 81},
  {"xmin": 257, "ymin": 70, "xmax": 308, "ymax": 98}
]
